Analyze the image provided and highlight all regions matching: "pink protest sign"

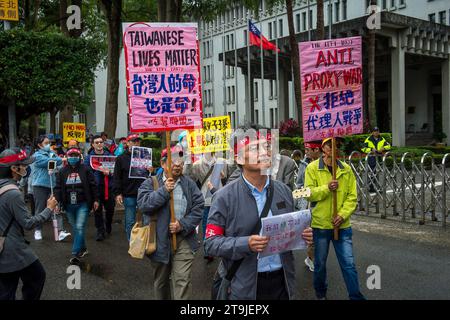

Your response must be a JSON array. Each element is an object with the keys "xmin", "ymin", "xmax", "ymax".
[
  {"xmin": 299, "ymin": 36, "xmax": 363, "ymax": 142},
  {"xmin": 123, "ymin": 23, "xmax": 203, "ymax": 132}
]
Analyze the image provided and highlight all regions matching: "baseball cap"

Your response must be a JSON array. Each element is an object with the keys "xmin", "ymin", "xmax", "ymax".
[
  {"xmin": 161, "ymin": 145, "xmax": 184, "ymax": 160},
  {"xmin": 0, "ymin": 148, "xmax": 34, "ymax": 167},
  {"xmin": 373, "ymin": 127, "xmax": 380, "ymax": 132},
  {"xmin": 66, "ymin": 148, "xmax": 81, "ymax": 156},
  {"xmin": 304, "ymin": 141, "xmax": 322, "ymax": 149}
]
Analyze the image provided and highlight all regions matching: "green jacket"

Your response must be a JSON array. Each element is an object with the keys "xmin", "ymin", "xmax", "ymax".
[
  {"xmin": 361, "ymin": 135, "xmax": 391, "ymax": 154},
  {"xmin": 304, "ymin": 157, "xmax": 357, "ymax": 230}
]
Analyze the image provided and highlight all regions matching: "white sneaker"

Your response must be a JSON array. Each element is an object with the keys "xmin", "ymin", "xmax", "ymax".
[
  {"xmin": 34, "ymin": 230, "xmax": 42, "ymax": 241},
  {"xmin": 304, "ymin": 257, "xmax": 315, "ymax": 272},
  {"xmin": 58, "ymin": 230, "xmax": 71, "ymax": 242}
]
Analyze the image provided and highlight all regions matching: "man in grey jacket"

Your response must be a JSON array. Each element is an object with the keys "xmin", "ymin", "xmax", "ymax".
[
  {"xmin": 137, "ymin": 145, "xmax": 204, "ymax": 300},
  {"xmin": 0, "ymin": 148, "xmax": 58, "ymax": 300},
  {"xmin": 204, "ymin": 126, "xmax": 313, "ymax": 300}
]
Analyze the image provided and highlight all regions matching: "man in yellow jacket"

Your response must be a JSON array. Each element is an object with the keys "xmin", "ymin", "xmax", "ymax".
[
  {"xmin": 305, "ymin": 138, "xmax": 365, "ymax": 300},
  {"xmin": 361, "ymin": 127, "xmax": 391, "ymax": 192}
]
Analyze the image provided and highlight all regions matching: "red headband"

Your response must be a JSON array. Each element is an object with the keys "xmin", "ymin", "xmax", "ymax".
[
  {"xmin": 234, "ymin": 131, "xmax": 272, "ymax": 154},
  {"xmin": 66, "ymin": 148, "xmax": 81, "ymax": 155},
  {"xmin": 304, "ymin": 142, "xmax": 321, "ymax": 149},
  {"xmin": 0, "ymin": 150, "xmax": 28, "ymax": 164}
]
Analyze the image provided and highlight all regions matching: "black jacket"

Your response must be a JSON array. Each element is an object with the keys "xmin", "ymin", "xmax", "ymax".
[
  {"xmin": 55, "ymin": 163, "xmax": 99, "ymax": 210},
  {"xmin": 113, "ymin": 150, "xmax": 146, "ymax": 198}
]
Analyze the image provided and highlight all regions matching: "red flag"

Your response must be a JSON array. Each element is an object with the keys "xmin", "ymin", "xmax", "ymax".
[{"xmin": 249, "ymin": 20, "xmax": 280, "ymax": 53}]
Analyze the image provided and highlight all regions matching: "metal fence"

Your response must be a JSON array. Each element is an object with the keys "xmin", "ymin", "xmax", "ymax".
[{"xmin": 345, "ymin": 151, "xmax": 450, "ymax": 227}]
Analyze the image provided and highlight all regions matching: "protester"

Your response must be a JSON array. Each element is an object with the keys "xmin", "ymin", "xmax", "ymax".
[
  {"xmin": 114, "ymin": 137, "xmax": 127, "ymax": 156},
  {"xmin": 304, "ymin": 137, "xmax": 366, "ymax": 300},
  {"xmin": 31, "ymin": 135, "xmax": 70, "ymax": 241},
  {"xmin": 291, "ymin": 149, "xmax": 303, "ymax": 167},
  {"xmin": 113, "ymin": 134, "xmax": 151, "ymax": 241},
  {"xmin": 295, "ymin": 141, "xmax": 322, "ymax": 272},
  {"xmin": 67, "ymin": 139, "xmax": 79, "ymax": 150},
  {"xmin": 361, "ymin": 127, "xmax": 391, "ymax": 192},
  {"xmin": 187, "ymin": 152, "xmax": 230, "ymax": 262},
  {"xmin": 227, "ymin": 125, "xmax": 297, "ymax": 189},
  {"xmin": 84, "ymin": 135, "xmax": 115, "ymax": 241},
  {"xmin": 0, "ymin": 148, "xmax": 59, "ymax": 300},
  {"xmin": 55, "ymin": 148, "xmax": 99, "ymax": 265},
  {"xmin": 204, "ymin": 125, "xmax": 313, "ymax": 300},
  {"xmin": 137, "ymin": 145, "xmax": 204, "ymax": 300}
]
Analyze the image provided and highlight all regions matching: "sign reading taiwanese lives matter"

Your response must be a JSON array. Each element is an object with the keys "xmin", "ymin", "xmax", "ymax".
[
  {"xmin": 299, "ymin": 36, "xmax": 363, "ymax": 142},
  {"xmin": 123, "ymin": 23, "xmax": 203, "ymax": 132}
]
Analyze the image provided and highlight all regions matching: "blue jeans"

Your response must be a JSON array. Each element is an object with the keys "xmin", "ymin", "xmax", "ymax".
[
  {"xmin": 124, "ymin": 197, "xmax": 137, "ymax": 241},
  {"xmin": 202, "ymin": 207, "xmax": 210, "ymax": 241},
  {"xmin": 65, "ymin": 203, "xmax": 89, "ymax": 256},
  {"xmin": 313, "ymin": 227, "xmax": 366, "ymax": 300}
]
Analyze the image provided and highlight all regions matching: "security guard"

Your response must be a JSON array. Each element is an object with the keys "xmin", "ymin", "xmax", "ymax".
[{"xmin": 361, "ymin": 127, "xmax": 391, "ymax": 192}]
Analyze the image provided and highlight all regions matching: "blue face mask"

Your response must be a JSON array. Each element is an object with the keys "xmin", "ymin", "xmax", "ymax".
[
  {"xmin": 43, "ymin": 144, "xmax": 51, "ymax": 152},
  {"xmin": 68, "ymin": 157, "xmax": 80, "ymax": 166}
]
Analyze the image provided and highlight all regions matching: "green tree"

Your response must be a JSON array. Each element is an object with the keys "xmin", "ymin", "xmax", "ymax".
[{"xmin": 0, "ymin": 30, "xmax": 102, "ymax": 139}]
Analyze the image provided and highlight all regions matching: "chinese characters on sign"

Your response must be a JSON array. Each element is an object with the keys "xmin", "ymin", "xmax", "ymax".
[
  {"xmin": 259, "ymin": 210, "xmax": 311, "ymax": 258},
  {"xmin": 63, "ymin": 122, "xmax": 86, "ymax": 144},
  {"xmin": 188, "ymin": 115, "xmax": 231, "ymax": 154},
  {"xmin": 123, "ymin": 23, "xmax": 203, "ymax": 132},
  {"xmin": 299, "ymin": 36, "xmax": 363, "ymax": 142},
  {"xmin": 0, "ymin": 0, "xmax": 18, "ymax": 22},
  {"xmin": 129, "ymin": 146, "xmax": 152, "ymax": 179}
]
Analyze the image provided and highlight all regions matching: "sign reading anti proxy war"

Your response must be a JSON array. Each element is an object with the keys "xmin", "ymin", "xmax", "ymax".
[
  {"xmin": 299, "ymin": 36, "xmax": 363, "ymax": 142},
  {"xmin": 123, "ymin": 23, "xmax": 203, "ymax": 132},
  {"xmin": 63, "ymin": 122, "xmax": 86, "ymax": 144},
  {"xmin": 188, "ymin": 115, "xmax": 231, "ymax": 154}
]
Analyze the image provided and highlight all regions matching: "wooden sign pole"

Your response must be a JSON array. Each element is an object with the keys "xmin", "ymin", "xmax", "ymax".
[
  {"xmin": 332, "ymin": 137, "xmax": 339, "ymax": 241},
  {"xmin": 166, "ymin": 132, "xmax": 177, "ymax": 252}
]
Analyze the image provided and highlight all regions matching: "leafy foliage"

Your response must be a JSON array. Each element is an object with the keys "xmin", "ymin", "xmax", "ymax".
[{"xmin": 0, "ymin": 29, "xmax": 102, "ymax": 118}]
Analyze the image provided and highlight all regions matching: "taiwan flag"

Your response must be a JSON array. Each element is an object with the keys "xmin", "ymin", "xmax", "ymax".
[{"xmin": 249, "ymin": 20, "xmax": 280, "ymax": 52}]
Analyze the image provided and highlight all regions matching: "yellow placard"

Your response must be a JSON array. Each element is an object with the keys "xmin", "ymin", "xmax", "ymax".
[
  {"xmin": 188, "ymin": 116, "xmax": 231, "ymax": 154},
  {"xmin": 63, "ymin": 122, "xmax": 86, "ymax": 144},
  {"xmin": 0, "ymin": 0, "xmax": 19, "ymax": 22}
]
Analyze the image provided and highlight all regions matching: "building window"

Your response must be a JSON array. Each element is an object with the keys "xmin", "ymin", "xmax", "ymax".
[
  {"xmin": 279, "ymin": 19, "xmax": 283, "ymax": 37},
  {"xmin": 270, "ymin": 108, "xmax": 274, "ymax": 128},
  {"xmin": 244, "ymin": 29, "xmax": 248, "ymax": 45},
  {"xmin": 269, "ymin": 80, "xmax": 274, "ymax": 99},
  {"xmin": 382, "ymin": 0, "xmax": 387, "ymax": 10},
  {"xmin": 268, "ymin": 22, "xmax": 273, "ymax": 39},
  {"xmin": 309, "ymin": 10, "xmax": 313, "ymax": 29},
  {"xmin": 296, "ymin": 13, "xmax": 300, "ymax": 32},
  {"xmin": 255, "ymin": 110, "xmax": 259, "ymax": 123},
  {"xmin": 227, "ymin": 86, "xmax": 231, "ymax": 104},
  {"xmin": 439, "ymin": 11, "xmax": 446, "ymax": 25},
  {"xmin": 390, "ymin": 0, "xmax": 395, "ymax": 9},
  {"xmin": 335, "ymin": 1, "xmax": 340, "ymax": 22},
  {"xmin": 399, "ymin": 0, "xmax": 405, "ymax": 7},
  {"xmin": 231, "ymin": 33, "xmax": 234, "ymax": 50},
  {"xmin": 429, "ymin": 13, "xmax": 436, "ymax": 23},
  {"xmin": 302, "ymin": 12, "xmax": 307, "ymax": 31},
  {"xmin": 232, "ymin": 86, "xmax": 235, "ymax": 103},
  {"xmin": 254, "ymin": 81, "xmax": 258, "ymax": 101},
  {"xmin": 343, "ymin": 0, "xmax": 347, "ymax": 20}
]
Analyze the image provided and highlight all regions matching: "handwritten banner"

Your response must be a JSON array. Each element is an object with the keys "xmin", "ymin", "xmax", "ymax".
[
  {"xmin": 123, "ymin": 22, "xmax": 203, "ymax": 132},
  {"xmin": 259, "ymin": 210, "xmax": 311, "ymax": 258},
  {"xmin": 63, "ymin": 122, "xmax": 86, "ymax": 144},
  {"xmin": 299, "ymin": 36, "xmax": 363, "ymax": 142},
  {"xmin": 188, "ymin": 115, "xmax": 231, "ymax": 154},
  {"xmin": 0, "ymin": 0, "xmax": 19, "ymax": 21},
  {"xmin": 89, "ymin": 156, "xmax": 117, "ymax": 173}
]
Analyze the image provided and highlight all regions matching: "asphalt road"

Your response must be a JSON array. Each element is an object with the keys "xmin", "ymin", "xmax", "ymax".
[{"xmin": 22, "ymin": 212, "xmax": 450, "ymax": 300}]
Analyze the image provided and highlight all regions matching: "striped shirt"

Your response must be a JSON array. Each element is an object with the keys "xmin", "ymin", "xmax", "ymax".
[{"xmin": 163, "ymin": 175, "xmax": 187, "ymax": 220}]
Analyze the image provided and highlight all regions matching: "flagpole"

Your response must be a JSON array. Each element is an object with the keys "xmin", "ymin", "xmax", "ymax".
[
  {"xmin": 260, "ymin": 3, "xmax": 265, "ymax": 127},
  {"xmin": 222, "ymin": 13, "xmax": 227, "ymax": 118},
  {"xmin": 247, "ymin": 10, "xmax": 252, "ymax": 124},
  {"xmin": 275, "ymin": 4, "xmax": 280, "ymax": 129},
  {"xmin": 234, "ymin": 6, "xmax": 239, "ymax": 128}
]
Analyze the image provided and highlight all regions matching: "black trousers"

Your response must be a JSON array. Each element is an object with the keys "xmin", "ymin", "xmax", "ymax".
[
  {"xmin": 0, "ymin": 260, "xmax": 46, "ymax": 300},
  {"xmin": 94, "ymin": 186, "xmax": 115, "ymax": 234},
  {"xmin": 256, "ymin": 269, "xmax": 289, "ymax": 300}
]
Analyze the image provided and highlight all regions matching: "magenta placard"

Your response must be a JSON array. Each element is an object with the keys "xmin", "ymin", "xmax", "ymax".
[
  {"xmin": 123, "ymin": 23, "xmax": 203, "ymax": 132},
  {"xmin": 299, "ymin": 36, "xmax": 363, "ymax": 142}
]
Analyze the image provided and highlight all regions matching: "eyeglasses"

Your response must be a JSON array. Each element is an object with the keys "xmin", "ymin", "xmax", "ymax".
[{"xmin": 94, "ymin": 141, "xmax": 104, "ymax": 145}]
